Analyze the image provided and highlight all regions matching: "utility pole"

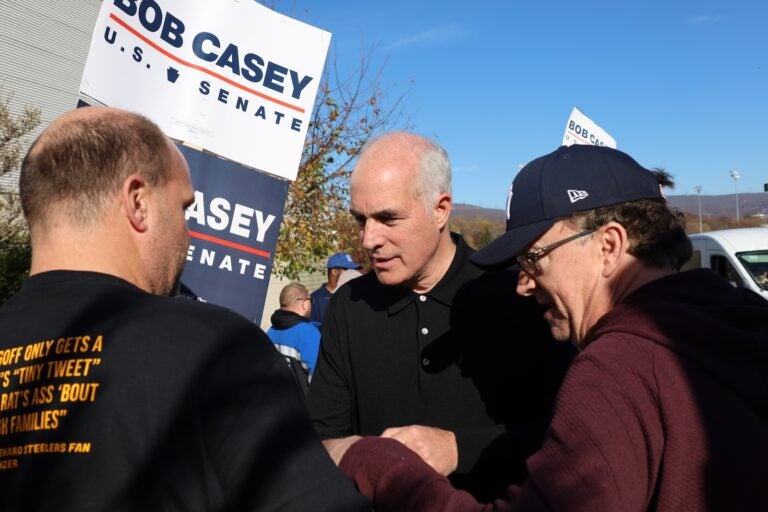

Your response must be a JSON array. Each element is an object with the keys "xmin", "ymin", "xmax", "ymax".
[
  {"xmin": 729, "ymin": 170, "xmax": 741, "ymax": 225},
  {"xmin": 694, "ymin": 186, "xmax": 703, "ymax": 232}
]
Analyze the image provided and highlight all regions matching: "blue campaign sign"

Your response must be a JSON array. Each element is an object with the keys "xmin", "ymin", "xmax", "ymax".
[{"xmin": 177, "ymin": 144, "xmax": 289, "ymax": 323}]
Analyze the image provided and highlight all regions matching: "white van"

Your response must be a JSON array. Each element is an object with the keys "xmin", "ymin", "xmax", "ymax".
[{"xmin": 681, "ymin": 227, "xmax": 768, "ymax": 299}]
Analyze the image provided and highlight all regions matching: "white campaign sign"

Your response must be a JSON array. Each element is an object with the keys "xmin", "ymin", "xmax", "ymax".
[
  {"xmin": 561, "ymin": 107, "xmax": 616, "ymax": 149},
  {"xmin": 80, "ymin": 0, "xmax": 331, "ymax": 180}
]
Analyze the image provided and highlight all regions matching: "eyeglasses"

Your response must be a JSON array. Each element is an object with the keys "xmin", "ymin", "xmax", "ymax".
[
  {"xmin": 295, "ymin": 297, "xmax": 313, "ymax": 303},
  {"xmin": 517, "ymin": 229, "xmax": 596, "ymax": 276}
]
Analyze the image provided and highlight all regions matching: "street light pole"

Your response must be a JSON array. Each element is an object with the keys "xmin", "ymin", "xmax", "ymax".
[
  {"xmin": 694, "ymin": 186, "xmax": 703, "ymax": 232},
  {"xmin": 730, "ymin": 170, "xmax": 741, "ymax": 225}
]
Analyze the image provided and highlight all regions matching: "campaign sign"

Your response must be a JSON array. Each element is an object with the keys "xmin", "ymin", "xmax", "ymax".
[
  {"xmin": 562, "ymin": 107, "xmax": 617, "ymax": 148},
  {"xmin": 177, "ymin": 144, "xmax": 288, "ymax": 323},
  {"xmin": 80, "ymin": 0, "xmax": 331, "ymax": 180}
]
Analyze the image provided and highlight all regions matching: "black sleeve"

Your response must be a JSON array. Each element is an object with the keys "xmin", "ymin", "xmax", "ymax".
[
  {"xmin": 449, "ymin": 269, "xmax": 576, "ymax": 499},
  {"xmin": 202, "ymin": 317, "xmax": 369, "ymax": 511},
  {"xmin": 306, "ymin": 295, "xmax": 355, "ymax": 439}
]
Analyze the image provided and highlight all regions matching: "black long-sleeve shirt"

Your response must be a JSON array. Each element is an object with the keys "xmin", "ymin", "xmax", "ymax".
[
  {"xmin": 0, "ymin": 271, "xmax": 369, "ymax": 512},
  {"xmin": 308, "ymin": 234, "xmax": 576, "ymax": 501}
]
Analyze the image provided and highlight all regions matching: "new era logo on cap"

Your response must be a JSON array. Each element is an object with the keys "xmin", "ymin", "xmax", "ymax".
[
  {"xmin": 567, "ymin": 189, "xmax": 589, "ymax": 203},
  {"xmin": 470, "ymin": 145, "xmax": 664, "ymax": 269}
]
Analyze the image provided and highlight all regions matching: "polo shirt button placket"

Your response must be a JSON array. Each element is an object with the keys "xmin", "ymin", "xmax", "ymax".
[{"xmin": 418, "ymin": 295, "xmax": 430, "ymax": 368}]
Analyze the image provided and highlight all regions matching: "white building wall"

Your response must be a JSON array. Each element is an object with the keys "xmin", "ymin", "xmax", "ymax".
[{"xmin": 0, "ymin": 0, "xmax": 101, "ymax": 190}]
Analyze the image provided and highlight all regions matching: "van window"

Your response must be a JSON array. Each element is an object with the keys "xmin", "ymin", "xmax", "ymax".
[
  {"xmin": 737, "ymin": 250, "xmax": 768, "ymax": 290},
  {"xmin": 711, "ymin": 255, "xmax": 745, "ymax": 288}
]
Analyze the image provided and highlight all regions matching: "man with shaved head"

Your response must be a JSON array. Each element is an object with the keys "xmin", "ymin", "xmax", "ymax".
[{"xmin": 0, "ymin": 107, "xmax": 368, "ymax": 511}]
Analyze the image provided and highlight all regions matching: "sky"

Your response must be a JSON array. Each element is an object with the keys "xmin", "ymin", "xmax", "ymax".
[{"xmin": 270, "ymin": 0, "xmax": 767, "ymax": 209}]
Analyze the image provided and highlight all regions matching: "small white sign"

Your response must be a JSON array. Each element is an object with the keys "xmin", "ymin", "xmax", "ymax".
[
  {"xmin": 562, "ymin": 107, "xmax": 616, "ymax": 148},
  {"xmin": 80, "ymin": 0, "xmax": 331, "ymax": 180}
]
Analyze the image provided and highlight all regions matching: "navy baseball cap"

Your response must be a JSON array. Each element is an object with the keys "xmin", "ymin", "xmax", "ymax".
[
  {"xmin": 327, "ymin": 252, "xmax": 362, "ymax": 269},
  {"xmin": 470, "ymin": 145, "xmax": 663, "ymax": 269}
]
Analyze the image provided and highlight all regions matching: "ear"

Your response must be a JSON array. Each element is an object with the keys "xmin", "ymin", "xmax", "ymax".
[
  {"xmin": 434, "ymin": 192, "xmax": 452, "ymax": 230},
  {"xmin": 599, "ymin": 222, "xmax": 628, "ymax": 278},
  {"xmin": 121, "ymin": 174, "xmax": 150, "ymax": 233}
]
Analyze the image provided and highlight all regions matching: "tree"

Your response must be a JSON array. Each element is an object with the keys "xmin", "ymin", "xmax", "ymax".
[
  {"xmin": 448, "ymin": 216, "xmax": 504, "ymax": 250},
  {"xmin": 0, "ymin": 91, "xmax": 41, "ymax": 302},
  {"xmin": 273, "ymin": 52, "xmax": 409, "ymax": 279}
]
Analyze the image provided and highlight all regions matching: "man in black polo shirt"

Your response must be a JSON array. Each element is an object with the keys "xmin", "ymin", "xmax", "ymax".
[{"xmin": 308, "ymin": 131, "xmax": 575, "ymax": 501}]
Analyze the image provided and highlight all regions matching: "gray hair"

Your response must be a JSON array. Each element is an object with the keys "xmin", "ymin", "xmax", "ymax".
[
  {"xmin": 416, "ymin": 138, "xmax": 452, "ymax": 212},
  {"xmin": 360, "ymin": 131, "xmax": 452, "ymax": 212}
]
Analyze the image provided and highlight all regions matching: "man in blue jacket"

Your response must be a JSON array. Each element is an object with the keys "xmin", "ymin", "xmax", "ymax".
[{"xmin": 268, "ymin": 282, "xmax": 322, "ymax": 378}]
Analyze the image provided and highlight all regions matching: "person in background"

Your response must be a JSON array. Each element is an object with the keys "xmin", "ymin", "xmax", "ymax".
[
  {"xmin": 752, "ymin": 265, "xmax": 768, "ymax": 288},
  {"xmin": 267, "ymin": 282, "xmax": 322, "ymax": 394},
  {"xmin": 309, "ymin": 251, "xmax": 363, "ymax": 324},
  {"xmin": 331, "ymin": 144, "xmax": 768, "ymax": 511},
  {"xmin": 309, "ymin": 131, "xmax": 575, "ymax": 501},
  {"xmin": 0, "ymin": 106, "xmax": 369, "ymax": 512},
  {"xmin": 336, "ymin": 268, "xmax": 364, "ymax": 289}
]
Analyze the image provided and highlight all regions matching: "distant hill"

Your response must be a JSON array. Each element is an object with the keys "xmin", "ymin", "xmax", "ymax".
[
  {"xmin": 452, "ymin": 203, "xmax": 506, "ymax": 223},
  {"xmin": 666, "ymin": 192, "xmax": 768, "ymax": 218},
  {"xmin": 455, "ymin": 192, "xmax": 768, "ymax": 222}
]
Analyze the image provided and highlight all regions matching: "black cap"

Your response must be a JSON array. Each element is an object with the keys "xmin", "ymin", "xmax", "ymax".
[{"xmin": 470, "ymin": 145, "xmax": 663, "ymax": 269}]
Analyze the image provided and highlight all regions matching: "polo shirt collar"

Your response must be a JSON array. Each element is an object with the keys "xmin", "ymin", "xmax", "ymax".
[{"xmin": 387, "ymin": 233, "xmax": 475, "ymax": 314}]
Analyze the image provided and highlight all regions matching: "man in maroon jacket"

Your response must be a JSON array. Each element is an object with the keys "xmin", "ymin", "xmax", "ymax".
[{"xmin": 328, "ymin": 144, "xmax": 768, "ymax": 511}]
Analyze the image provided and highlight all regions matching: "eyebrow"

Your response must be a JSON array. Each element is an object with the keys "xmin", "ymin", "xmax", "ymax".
[{"xmin": 349, "ymin": 207, "xmax": 400, "ymax": 221}]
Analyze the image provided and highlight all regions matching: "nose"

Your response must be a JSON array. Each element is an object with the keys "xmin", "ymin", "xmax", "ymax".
[
  {"xmin": 516, "ymin": 270, "xmax": 536, "ymax": 297},
  {"xmin": 360, "ymin": 219, "xmax": 382, "ymax": 251}
]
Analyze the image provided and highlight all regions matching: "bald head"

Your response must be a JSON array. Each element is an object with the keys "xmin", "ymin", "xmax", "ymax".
[
  {"xmin": 354, "ymin": 131, "xmax": 451, "ymax": 211},
  {"xmin": 20, "ymin": 107, "xmax": 194, "ymax": 296},
  {"xmin": 279, "ymin": 282, "xmax": 312, "ymax": 318},
  {"xmin": 279, "ymin": 282, "xmax": 310, "ymax": 307},
  {"xmin": 20, "ymin": 107, "xmax": 172, "ymax": 228}
]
